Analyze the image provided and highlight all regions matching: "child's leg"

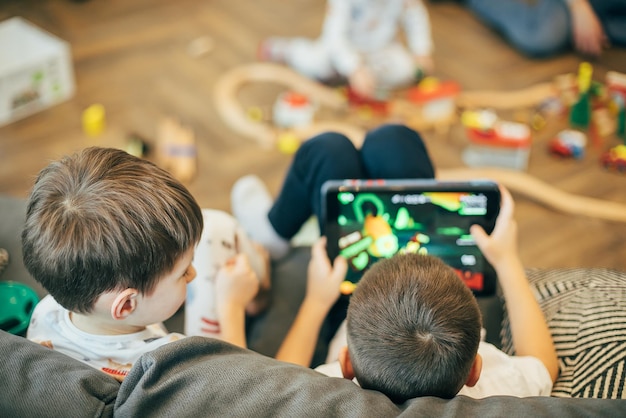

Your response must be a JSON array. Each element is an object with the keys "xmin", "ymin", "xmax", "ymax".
[
  {"xmin": 232, "ymin": 132, "xmax": 365, "ymax": 259},
  {"xmin": 466, "ymin": 0, "xmax": 570, "ymax": 58},
  {"xmin": 270, "ymin": 132, "xmax": 365, "ymax": 238},
  {"xmin": 185, "ymin": 209, "xmax": 266, "ymax": 338},
  {"xmin": 365, "ymin": 43, "xmax": 418, "ymax": 92},
  {"xmin": 260, "ymin": 36, "xmax": 337, "ymax": 81},
  {"xmin": 284, "ymin": 38, "xmax": 337, "ymax": 81},
  {"xmin": 361, "ymin": 124, "xmax": 436, "ymax": 179}
]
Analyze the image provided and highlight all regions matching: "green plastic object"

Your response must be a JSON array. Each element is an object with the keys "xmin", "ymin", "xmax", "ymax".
[{"xmin": 0, "ymin": 281, "xmax": 39, "ymax": 336}]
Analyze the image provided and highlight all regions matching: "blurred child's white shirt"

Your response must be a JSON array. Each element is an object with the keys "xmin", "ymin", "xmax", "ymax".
[
  {"xmin": 323, "ymin": 0, "xmax": 432, "ymax": 75},
  {"xmin": 282, "ymin": 0, "xmax": 432, "ymax": 90}
]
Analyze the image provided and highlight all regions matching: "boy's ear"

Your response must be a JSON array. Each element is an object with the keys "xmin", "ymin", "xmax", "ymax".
[
  {"xmin": 465, "ymin": 353, "xmax": 483, "ymax": 387},
  {"xmin": 110, "ymin": 288, "xmax": 139, "ymax": 320},
  {"xmin": 338, "ymin": 346, "xmax": 355, "ymax": 380}
]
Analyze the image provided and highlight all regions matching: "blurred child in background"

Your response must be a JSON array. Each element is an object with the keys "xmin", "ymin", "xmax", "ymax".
[{"xmin": 259, "ymin": 0, "xmax": 434, "ymax": 99}]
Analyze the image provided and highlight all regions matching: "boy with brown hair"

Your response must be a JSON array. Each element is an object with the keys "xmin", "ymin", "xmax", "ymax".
[
  {"xmin": 316, "ymin": 187, "xmax": 559, "ymax": 402},
  {"xmin": 24, "ymin": 147, "xmax": 345, "ymax": 380}
]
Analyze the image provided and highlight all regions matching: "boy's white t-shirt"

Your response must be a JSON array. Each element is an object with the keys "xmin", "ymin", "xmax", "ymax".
[
  {"xmin": 27, "ymin": 295, "xmax": 185, "ymax": 380},
  {"xmin": 316, "ymin": 321, "xmax": 553, "ymax": 398}
]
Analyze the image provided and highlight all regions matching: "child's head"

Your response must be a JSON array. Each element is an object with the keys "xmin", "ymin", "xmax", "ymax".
[
  {"xmin": 22, "ymin": 147, "xmax": 203, "ymax": 315},
  {"xmin": 344, "ymin": 254, "xmax": 482, "ymax": 402}
]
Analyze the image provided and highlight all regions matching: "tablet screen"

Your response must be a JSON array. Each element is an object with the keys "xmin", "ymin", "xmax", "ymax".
[{"xmin": 322, "ymin": 180, "xmax": 500, "ymax": 296}]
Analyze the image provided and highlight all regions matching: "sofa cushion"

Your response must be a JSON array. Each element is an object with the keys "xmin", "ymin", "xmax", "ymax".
[
  {"xmin": 116, "ymin": 335, "xmax": 626, "ymax": 417},
  {"xmin": 500, "ymin": 268, "xmax": 626, "ymax": 398},
  {"xmin": 0, "ymin": 330, "xmax": 118, "ymax": 417}
]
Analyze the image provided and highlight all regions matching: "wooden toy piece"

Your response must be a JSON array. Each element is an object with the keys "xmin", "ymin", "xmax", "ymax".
[
  {"xmin": 591, "ymin": 107, "xmax": 616, "ymax": 139},
  {"xmin": 156, "ymin": 117, "xmax": 197, "ymax": 183},
  {"xmin": 187, "ymin": 35, "xmax": 215, "ymax": 58},
  {"xmin": 606, "ymin": 71, "xmax": 626, "ymax": 140},
  {"xmin": 391, "ymin": 77, "xmax": 460, "ymax": 135},
  {"xmin": 554, "ymin": 73, "xmax": 579, "ymax": 107},
  {"xmin": 457, "ymin": 82, "xmax": 558, "ymax": 110},
  {"xmin": 600, "ymin": 144, "xmax": 626, "ymax": 173},
  {"xmin": 273, "ymin": 91, "xmax": 316, "ymax": 128},
  {"xmin": 437, "ymin": 167, "xmax": 626, "ymax": 223},
  {"xmin": 213, "ymin": 62, "xmax": 358, "ymax": 148},
  {"xmin": 463, "ymin": 120, "xmax": 532, "ymax": 171}
]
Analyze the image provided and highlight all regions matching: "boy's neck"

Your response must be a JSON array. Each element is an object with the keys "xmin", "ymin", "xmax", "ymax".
[{"xmin": 70, "ymin": 312, "xmax": 146, "ymax": 336}]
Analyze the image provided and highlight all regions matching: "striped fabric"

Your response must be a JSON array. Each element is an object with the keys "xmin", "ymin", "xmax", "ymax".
[{"xmin": 499, "ymin": 268, "xmax": 626, "ymax": 399}]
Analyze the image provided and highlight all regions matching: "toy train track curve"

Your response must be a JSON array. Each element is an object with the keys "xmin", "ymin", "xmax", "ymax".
[{"xmin": 213, "ymin": 62, "xmax": 626, "ymax": 223}]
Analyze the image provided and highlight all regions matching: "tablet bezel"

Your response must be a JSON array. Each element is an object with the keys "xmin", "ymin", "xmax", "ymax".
[{"xmin": 321, "ymin": 179, "xmax": 501, "ymax": 297}]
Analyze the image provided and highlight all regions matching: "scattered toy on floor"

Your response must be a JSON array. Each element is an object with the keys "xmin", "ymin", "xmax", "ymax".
[
  {"xmin": 187, "ymin": 35, "xmax": 215, "ymax": 58},
  {"xmin": 155, "ymin": 117, "xmax": 197, "ymax": 183},
  {"xmin": 125, "ymin": 133, "xmax": 151, "ymax": 158},
  {"xmin": 82, "ymin": 103, "xmax": 106, "ymax": 137},
  {"xmin": 600, "ymin": 144, "xmax": 626, "ymax": 173},
  {"xmin": 548, "ymin": 129, "xmax": 587, "ymax": 159}
]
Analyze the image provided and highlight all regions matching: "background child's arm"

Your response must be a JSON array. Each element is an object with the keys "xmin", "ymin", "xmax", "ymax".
[
  {"xmin": 215, "ymin": 254, "xmax": 260, "ymax": 348},
  {"xmin": 274, "ymin": 237, "xmax": 347, "ymax": 367},
  {"xmin": 404, "ymin": 0, "xmax": 434, "ymax": 73},
  {"xmin": 471, "ymin": 186, "xmax": 559, "ymax": 383},
  {"xmin": 567, "ymin": 0, "xmax": 608, "ymax": 56}
]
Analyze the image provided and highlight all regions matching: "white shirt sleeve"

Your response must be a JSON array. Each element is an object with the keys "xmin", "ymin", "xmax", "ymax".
[
  {"xmin": 322, "ymin": 0, "xmax": 363, "ymax": 77},
  {"xmin": 458, "ymin": 342, "xmax": 553, "ymax": 398},
  {"xmin": 315, "ymin": 360, "xmax": 345, "ymax": 378},
  {"xmin": 403, "ymin": 0, "xmax": 433, "ymax": 56}
]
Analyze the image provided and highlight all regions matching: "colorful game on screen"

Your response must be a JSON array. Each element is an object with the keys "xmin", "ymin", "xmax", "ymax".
[{"xmin": 323, "ymin": 180, "xmax": 500, "ymax": 296}]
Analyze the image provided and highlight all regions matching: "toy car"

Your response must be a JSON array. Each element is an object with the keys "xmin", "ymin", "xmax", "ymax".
[
  {"xmin": 272, "ymin": 91, "xmax": 316, "ymax": 128},
  {"xmin": 466, "ymin": 120, "xmax": 531, "ymax": 147},
  {"xmin": 600, "ymin": 144, "xmax": 626, "ymax": 173},
  {"xmin": 461, "ymin": 109, "xmax": 498, "ymax": 131},
  {"xmin": 549, "ymin": 129, "xmax": 587, "ymax": 159}
]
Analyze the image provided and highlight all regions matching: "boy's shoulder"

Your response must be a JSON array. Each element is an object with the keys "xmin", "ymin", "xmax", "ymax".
[{"xmin": 458, "ymin": 342, "xmax": 552, "ymax": 398}]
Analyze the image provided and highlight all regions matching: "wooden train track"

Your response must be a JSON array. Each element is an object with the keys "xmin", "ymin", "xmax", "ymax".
[{"xmin": 214, "ymin": 62, "xmax": 626, "ymax": 223}]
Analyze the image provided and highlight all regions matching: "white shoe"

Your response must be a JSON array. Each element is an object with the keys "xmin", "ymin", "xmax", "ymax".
[{"xmin": 231, "ymin": 175, "xmax": 290, "ymax": 260}]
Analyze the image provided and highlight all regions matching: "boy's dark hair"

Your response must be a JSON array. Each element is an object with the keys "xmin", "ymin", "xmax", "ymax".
[
  {"xmin": 346, "ymin": 254, "xmax": 482, "ymax": 403},
  {"xmin": 22, "ymin": 147, "xmax": 203, "ymax": 314}
]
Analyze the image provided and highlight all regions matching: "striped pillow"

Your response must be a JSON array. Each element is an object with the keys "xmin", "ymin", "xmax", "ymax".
[{"xmin": 500, "ymin": 268, "xmax": 626, "ymax": 398}]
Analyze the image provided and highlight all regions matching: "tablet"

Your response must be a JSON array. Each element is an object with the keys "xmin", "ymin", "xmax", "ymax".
[{"xmin": 322, "ymin": 179, "xmax": 501, "ymax": 297}]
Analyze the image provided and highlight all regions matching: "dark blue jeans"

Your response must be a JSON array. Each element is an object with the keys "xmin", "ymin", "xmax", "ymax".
[
  {"xmin": 467, "ymin": 0, "xmax": 626, "ymax": 57},
  {"xmin": 268, "ymin": 124, "xmax": 436, "ymax": 240}
]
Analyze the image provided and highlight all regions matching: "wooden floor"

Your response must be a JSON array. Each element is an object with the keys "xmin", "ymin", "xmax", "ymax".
[{"xmin": 1, "ymin": 0, "xmax": 625, "ymax": 270}]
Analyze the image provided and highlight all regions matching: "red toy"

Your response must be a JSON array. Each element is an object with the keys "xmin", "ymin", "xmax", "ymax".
[
  {"xmin": 600, "ymin": 145, "xmax": 626, "ymax": 173},
  {"xmin": 345, "ymin": 87, "xmax": 389, "ymax": 115},
  {"xmin": 549, "ymin": 130, "xmax": 587, "ymax": 159}
]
